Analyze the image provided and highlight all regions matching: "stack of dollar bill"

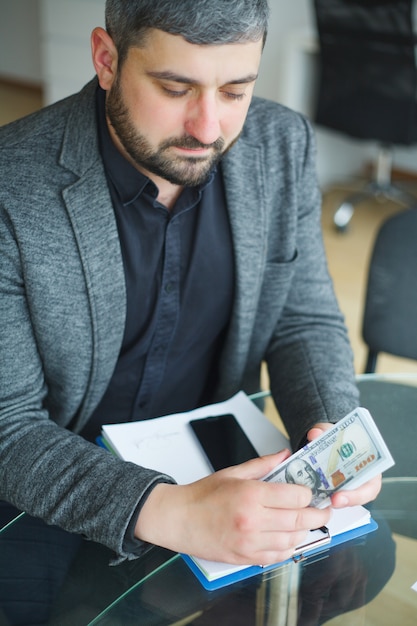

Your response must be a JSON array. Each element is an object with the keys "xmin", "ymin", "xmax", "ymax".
[{"xmin": 263, "ymin": 407, "xmax": 394, "ymax": 508}]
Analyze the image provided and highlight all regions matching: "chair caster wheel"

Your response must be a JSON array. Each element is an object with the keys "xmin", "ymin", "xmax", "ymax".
[{"xmin": 334, "ymin": 203, "xmax": 354, "ymax": 232}]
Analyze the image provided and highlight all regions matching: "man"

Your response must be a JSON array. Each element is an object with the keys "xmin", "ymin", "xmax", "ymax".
[{"xmin": 0, "ymin": 0, "xmax": 380, "ymax": 570}]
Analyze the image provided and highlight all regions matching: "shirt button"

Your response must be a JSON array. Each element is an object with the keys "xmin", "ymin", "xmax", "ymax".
[{"xmin": 165, "ymin": 282, "xmax": 174, "ymax": 293}]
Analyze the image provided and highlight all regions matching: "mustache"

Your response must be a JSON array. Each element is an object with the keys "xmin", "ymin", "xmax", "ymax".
[{"xmin": 161, "ymin": 135, "xmax": 225, "ymax": 151}]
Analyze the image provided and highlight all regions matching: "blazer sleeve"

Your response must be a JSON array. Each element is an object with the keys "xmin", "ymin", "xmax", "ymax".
[
  {"xmin": 264, "ymin": 114, "xmax": 359, "ymax": 449},
  {"xmin": 0, "ymin": 144, "xmax": 175, "ymax": 564}
]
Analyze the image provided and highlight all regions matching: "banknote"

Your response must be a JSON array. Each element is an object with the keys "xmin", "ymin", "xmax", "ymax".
[{"xmin": 262, "ymin": 407, "xmax": 395, "ymax": 508}]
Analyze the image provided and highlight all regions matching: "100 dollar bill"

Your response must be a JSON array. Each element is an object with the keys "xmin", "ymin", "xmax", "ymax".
[{"xmin": 263, "ymin": 407, "xmax": 394, "ymax": 508}]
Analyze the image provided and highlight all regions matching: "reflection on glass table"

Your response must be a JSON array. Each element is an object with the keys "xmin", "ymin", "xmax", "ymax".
[
  {"xmin": 0, "ymin": 374, "xmax": 416, "ymax": 625},
  {"xmin": 83, "ymin": 479, "xmax": 417, "ymax": 626}
]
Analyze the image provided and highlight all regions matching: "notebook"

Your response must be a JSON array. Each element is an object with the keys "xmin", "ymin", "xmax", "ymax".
[
  {"xmin": 100, "ymin": 391, "xmax": 378, "ymax": 590},
  {"xmin": 182, "ymin": 505, "xmax": 376, "ymax": 590}
]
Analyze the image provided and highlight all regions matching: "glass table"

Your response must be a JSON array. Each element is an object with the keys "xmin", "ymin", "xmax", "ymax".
[{"xmin": 1, "ymin": 375, "xmax": 417, "ymax": 625}]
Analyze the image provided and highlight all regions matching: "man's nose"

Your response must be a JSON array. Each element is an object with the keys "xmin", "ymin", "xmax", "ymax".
[{"xmin": 184, "ymin": 95, "xmax": 221, "ymax": 146}]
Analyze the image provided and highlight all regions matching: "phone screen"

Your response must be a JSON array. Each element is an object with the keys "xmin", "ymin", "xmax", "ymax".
[{"xmin": 189, "ymin": 413, "xmax": 259, "ymax": 471}]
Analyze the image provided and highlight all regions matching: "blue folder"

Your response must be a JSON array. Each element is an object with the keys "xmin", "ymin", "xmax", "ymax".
[{"xmin": 181, "ymin": 517, "xmax": 378, "ymax": 591}]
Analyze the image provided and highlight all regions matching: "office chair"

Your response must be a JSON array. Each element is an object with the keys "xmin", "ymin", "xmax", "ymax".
[
  {"xmin": 362, "ymin": 206, "xmax": 417, "ymax": 373},
  {"xmin": 357, "ymin": 376, "xmax": 417, "ymax": 481},
  {"xmin": 313, "ymin": 0, "xmax": 417, "ymax": 230}
]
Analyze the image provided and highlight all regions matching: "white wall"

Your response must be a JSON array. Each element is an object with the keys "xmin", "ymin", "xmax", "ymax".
[
  {"xmin": 0, "ymin": 0, "xmax": 42, "ymax": 84},
  {"xmin": 39, "ymin": 0, "xmax": 105, "ymax": 104},
  {"xmin": 256, "ymin": 0, "xmax": 313, "ymax": 103}
]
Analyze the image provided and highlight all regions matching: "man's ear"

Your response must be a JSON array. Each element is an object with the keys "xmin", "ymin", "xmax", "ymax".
[{"xmin": 91, "ymin": 27, "xmax": 118, "ymax": 90}]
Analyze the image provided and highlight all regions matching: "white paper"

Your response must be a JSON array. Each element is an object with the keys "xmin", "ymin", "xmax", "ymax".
[
  {"xmin": 101, "ymin": 391, "xmax": 289, "ymax": 484},
  {"xmin": 327, "ymin": 505, "xmax": 370, "ymax": 535},
  {"xmin": 412, "ymin": 581, "xmax": 417, "ymax": 592}
]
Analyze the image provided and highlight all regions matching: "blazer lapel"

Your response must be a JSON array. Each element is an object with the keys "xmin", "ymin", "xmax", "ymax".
[
  {"xmin": 59, "ymin": 82, "xmax": 126, "ymax": 424},
  {"xmin": 217, "ymin": 135, "xmax": 267, "ymax": 394}
]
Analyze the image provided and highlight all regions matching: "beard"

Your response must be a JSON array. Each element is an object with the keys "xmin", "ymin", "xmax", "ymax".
[{"xmin": 106, "ymin": 77, "xmax": 239, "ymax": 187}]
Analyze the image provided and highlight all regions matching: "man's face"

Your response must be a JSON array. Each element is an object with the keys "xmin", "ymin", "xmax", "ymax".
[
  {"xmin": 287, "ymin": 460, "xmax": 320, "ymax": 490},
  {"xmin": 105, "ymin": 29, "xmax": 263, "ymax": 187}
]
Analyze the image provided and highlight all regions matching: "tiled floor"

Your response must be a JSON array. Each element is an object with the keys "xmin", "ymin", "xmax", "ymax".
[{"xmin": 2, "ymin": 78, "xmax": 417, "ymax": 376}]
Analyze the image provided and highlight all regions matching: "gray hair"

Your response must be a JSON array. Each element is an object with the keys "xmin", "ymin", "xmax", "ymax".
[{"xmin": 105, "ymin": 0, "xmax": 269, "ymax": 64}]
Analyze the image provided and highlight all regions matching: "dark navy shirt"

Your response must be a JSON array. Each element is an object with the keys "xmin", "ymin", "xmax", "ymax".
[{"xmin": 82, "ymin": 88, "xmax": 234, "ymax": 441}]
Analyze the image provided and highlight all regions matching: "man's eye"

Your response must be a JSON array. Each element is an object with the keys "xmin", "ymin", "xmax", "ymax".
[
  {"xmin": 163, "ymin": 87, "xmax": 188, "ymax": 98},
  {"xmin": 223, "ymin": 92, "xmax": 246, "ymax": 101}
]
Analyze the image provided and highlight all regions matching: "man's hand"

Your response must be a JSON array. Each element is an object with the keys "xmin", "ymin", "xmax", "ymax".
[
  {"xmin": 307, "ymin": 423, "xmax": 382, "ymax": 508},
  {"xmin": 135, "ymin": 450, "xmax": 331, "ymax": 566}
]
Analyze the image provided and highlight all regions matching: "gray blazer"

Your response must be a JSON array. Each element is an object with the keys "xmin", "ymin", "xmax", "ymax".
[{"xmin": 0, "ymin": 79, "xmax": 358, "ymax": 560}]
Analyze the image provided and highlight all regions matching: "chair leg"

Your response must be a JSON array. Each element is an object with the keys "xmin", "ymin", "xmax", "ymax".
[
  {"xmin": 364, "ymin": 350, "xmax": 378, "ymax": 374},
  {"xmin": 333, "ymin": 145, "xmax": 417, "ymax": 231}
]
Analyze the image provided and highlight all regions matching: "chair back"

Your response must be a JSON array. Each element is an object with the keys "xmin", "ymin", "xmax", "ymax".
[
  {"xmin": 313, "ymin": 0, "xmax": 417, "ymax": 145},
  {"xmin": 362, "ymin": 207, "xmax": 417, "ymax": 372}
]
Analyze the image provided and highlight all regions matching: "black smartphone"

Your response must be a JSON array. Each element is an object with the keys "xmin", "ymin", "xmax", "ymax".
[{"xmin": 189, "ymin": 413, "xmax": 259, "ymax": 471}]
